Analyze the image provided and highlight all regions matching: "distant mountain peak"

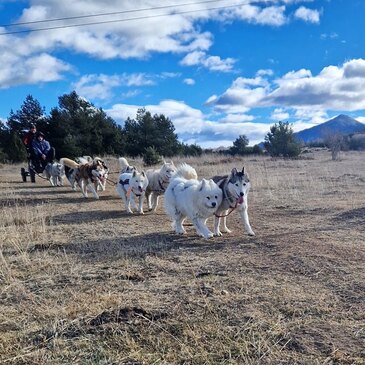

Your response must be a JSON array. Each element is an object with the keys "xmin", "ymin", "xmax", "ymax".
[{"xmin": 295, "ymin": 114, "xmax": 365, "ymax": 143}]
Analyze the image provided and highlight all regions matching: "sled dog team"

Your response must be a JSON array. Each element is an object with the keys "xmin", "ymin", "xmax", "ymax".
[{"xmin": 44, "ymin": 156, "xmax": 255, "ymax": 239}]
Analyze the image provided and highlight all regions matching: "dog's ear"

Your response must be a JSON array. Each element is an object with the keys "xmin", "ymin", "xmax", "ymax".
[
  {"xmin": 199, "ymin": 179, "xmax": 207, "ymax": 191},
  {"xmin": 241, "ymin": 166, "xmax": 245, "ymax": 174},
  {"xmin": 141, "ymin": 171, "xmax": 146, "ymax": 177},
  {"xmin": 132, "ymin": 170, "xmax": 137, "ymax": 177},
  {"xmin": 231, "ymin": 168, "xmax": 238, "ymax": 176},
  {"xmin": 162, "ymin": 158, "xmax": 166, "ymax": 164}
]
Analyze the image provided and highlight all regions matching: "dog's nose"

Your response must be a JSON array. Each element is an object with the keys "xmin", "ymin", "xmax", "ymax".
[
  {"xmin": 212, "ymin": 202, "xmax": 216, "ymax": 207},
  {"xmin": 240, "ymin": 192, "xmax": 244, "ymax": 196}
]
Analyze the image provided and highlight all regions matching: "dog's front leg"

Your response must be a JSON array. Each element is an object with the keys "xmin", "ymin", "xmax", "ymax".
[
  {"xmin": 88, "ymin": 181, "xmax": 99, "ymax": 199},
  {"xmin": 146, "ymin": 191, "xmax": 152, "ymax": 211},
  {"xmin": 192, "ymin": 217, "xmax": 213, "ymax": 239},
  {"xmin": 152, "ymin": 194, "xmax": 159, "ymax": 212},
  {"xmin": 237, "ymin": 204, "xmax": 255, "ymax": 236},
  {"xmin": 137, "ymin": 193, "xmax": 145, "ymax": 214},
  {"xmin": 214, "ymin": 214, "xmax": 223, "ymax": 236},
  {"xmin": 125, "ymin": 193, "xmax": 134, "ymax": 214},
  {"xmin": 174, "ymin": 213, "xmax": 186, "ymax": 234},
  {"xmin": 79, "ymin": 180, "xmax": 88, "ymax": 198}
]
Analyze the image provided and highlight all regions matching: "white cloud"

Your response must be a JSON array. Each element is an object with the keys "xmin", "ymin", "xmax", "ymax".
[
  {"xmin": 271, "ymin": 108, "xmax": 289, "ymax": 121},
  {"xmin": 183, "ymin": 78, "xmax": 195, "ymax": 85},
  {"xmin": 106, "ymin": 99, "xmax": 270, "ymax": 146},
  {"xmin": 0, "ymin": 52, "xmax": 71, "ymax": 88},
  {"xmin": 208, "ymin": 58, "xmax": 365, "ymax": 113},
  {"xmin": 72, "ymin": 72, "xmax": 155, "ymax": 100},
  {"xmin": 180, "ymin": 51, "xmax": 236, "ymax": 72},
  {"xmin": 294, "ymin": 6, "xmax": 321, "ymax": 23}
]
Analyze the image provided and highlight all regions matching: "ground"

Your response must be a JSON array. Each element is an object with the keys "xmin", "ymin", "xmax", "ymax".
[{"xmin": 0, "ymin": 151, "xmax": 364, "ymax": 364}]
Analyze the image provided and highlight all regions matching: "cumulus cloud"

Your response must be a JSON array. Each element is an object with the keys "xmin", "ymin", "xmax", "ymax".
[
  {"xmin": 183, "ymin": 78, "xmax": 195, "ymax": 85},
  {"xmin": 180, "ymin": 51, "xmax": 236, "ymax": 72},
  {"xmin": 271, "ymin": 108, "xmax": 290, "ymax": 121},
  {"xmin": 0, "ymin": 51, "xmax": 71, "ymax": 88},
  {"xmin": 294, "ymin": 6, "xmax": 321, "ymax": 23},
  {"xmin": 106, "ymin": 99, "xmax": 270, "ymax": 146},
  {"xmin": 72, "ymin": 73, "xmax": 156, "ymax": 100},
  {"xmin": 208, "ymin": 58, "xmax": 365, "ymax": 113}
]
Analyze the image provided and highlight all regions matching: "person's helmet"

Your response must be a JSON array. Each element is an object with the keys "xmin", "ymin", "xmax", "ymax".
[{"xmin": 30, "ymin": 124, "xmax": 36, "ymax": 131}]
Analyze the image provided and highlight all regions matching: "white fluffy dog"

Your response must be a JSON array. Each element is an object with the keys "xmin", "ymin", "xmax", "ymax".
[
  {"xmin": 116, "ymin": 169, "xmax": 149, "ymax": 214},
  {"xmin": 43, "ymin": 162, "xmax": 64, "ymax": 187},
  {"xmin": 118, "ymin": 157, "xmax": 136, "ymax": 174},
  {"xmin": 145, "ymin": 160, "xmax": 176, "ymax": 212},
  {"xmin": 164, "ymin": 163, "xmax": 223, "ymax": 239}
]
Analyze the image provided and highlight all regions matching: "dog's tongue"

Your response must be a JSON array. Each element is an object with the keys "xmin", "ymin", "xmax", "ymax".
[{"xmin": 238, "ymin": 196, "xmax": 244, "ymax": 204}]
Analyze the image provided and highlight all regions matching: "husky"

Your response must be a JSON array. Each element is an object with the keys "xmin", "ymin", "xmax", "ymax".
[
  {"xmin": 60, "ymin": 157, "xmax": 107, "ymax": 199},
  {"xmin": 164, "ymin": 163, "xmax": 222, "ymax": 239},
  {"xmin": 116, "ymin": 169, "xmax": 149, "ymax": 214},
  {"xmin": 93, "ymin": 157, "xmax": 109, "ymax": 191},
  {"xmin": 145, "ymin": 160, "xmax": 176, "ymax": 212},
  {"xmin": 212, "ymin": 167, "xmax": 255, "ymax": 236},
  {"xmin": 43, "ymin": 161, "xmax": 65, "ymax": 187}
]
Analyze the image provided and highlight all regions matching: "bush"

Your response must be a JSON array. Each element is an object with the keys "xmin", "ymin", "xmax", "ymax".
[{"xmin": 143, "ymin": 146, "xmax": 162, "ymax": 166}]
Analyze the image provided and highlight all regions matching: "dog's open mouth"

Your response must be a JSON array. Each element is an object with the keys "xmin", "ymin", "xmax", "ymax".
[{"xmin": 237, "ymin": 196, "xmax": 244, "ymax": 204}]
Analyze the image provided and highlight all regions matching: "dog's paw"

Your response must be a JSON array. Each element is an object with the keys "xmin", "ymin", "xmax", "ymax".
[
  {"xmin": 247, "ymin": 230, "xmax": 255, "ymax": 236},
  {"xmin": 223, "ymin": 227, "xmax": 232, "ymax": 233},
  {"xmin": 214, "ymin": 231, "xmax": 223, "ymax": 237},
  {"xmin": 203, "ymin": 232, "xmax": 214, "ymax": 239},
  {"xmin": 138, "ymin": 210, "xmax": 144, "ymax": 215}
]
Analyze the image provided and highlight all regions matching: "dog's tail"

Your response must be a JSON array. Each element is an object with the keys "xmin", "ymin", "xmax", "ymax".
[
  {"xmin": 60, "ymin": 158, "xmax": 79, "ymax": 169},
  {"xmin": 172, "ymin": 163, "xmax": 198, "ymax": 180},
  {"xmin": 119, "ymin": 157, "xmax": 130, "ymax": 170}
]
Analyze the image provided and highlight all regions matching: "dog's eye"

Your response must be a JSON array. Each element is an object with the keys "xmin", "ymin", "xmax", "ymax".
[
  {"xmin": 215, "ymin": 196, "xmax": 218, "ymax": 199},
  {"xmin": 206, "ymin": 196, "xmax": 210, "ymax": 200},
  {"xmin": 243, "ymin": 183, "xmax": 246, "ymax": 186},
  {"xmin": 235, "ymin": 183, "xmax": 239, "ymax": 186}
]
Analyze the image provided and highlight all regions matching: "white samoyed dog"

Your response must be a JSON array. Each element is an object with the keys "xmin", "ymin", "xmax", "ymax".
[
  {"xmin": 116, "ymin": 169, "xmax": 149, "ymax": 214},
  {"xmin": 145, "ymin": 160, "xmax": 176, "ymax": 212},
  {"xmin": 164, "ymin": 163, "xmax": 223, "ymax": 239}
]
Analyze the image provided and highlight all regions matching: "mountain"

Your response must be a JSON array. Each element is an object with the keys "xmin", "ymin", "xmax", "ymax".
[{"xmin": 295, "ymin": 114, "xmax": 365, "ymax": 143}]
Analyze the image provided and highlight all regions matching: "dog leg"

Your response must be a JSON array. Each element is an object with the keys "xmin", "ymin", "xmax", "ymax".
[
  {"xmin": 238, "ymin": 204, "xmax": 255, "ymax": 236},
  {"xmin": 192, "ymin": 218, "xmax": 213, "ymax": 239},
  {"xmin": 222, "ymin": 215, "xmax": 231, "ymax": 233},
  {"xmin": 146, "ymin": 191, "xmax": 153, "ymax": 211},
  {"xmin": 152, "ymin": 194, "xmax": 159, "ymax": 212},
  {"xmin": 174, "ymin": 213, "xmax": 186, "ymax": 234},
  {"xmin": 125, "ymin": 193, "xmax": 134, "ymax": 214},
  {"xmin": 137, "ymin": 193, "xmax": 145, "ymax": 214},
  {"xmin": 88, "ymin": 182, "xmax": 99, "ymax": 199},
  {"xmin": 79, "ymin": 180, "xmax": 88, "ymax": 198},
  {"xmin": 214, "ymin": 215, "xmax": 223, "ymax": 236}
]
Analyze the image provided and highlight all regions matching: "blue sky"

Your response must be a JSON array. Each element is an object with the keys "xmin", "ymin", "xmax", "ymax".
[{"xmin": 1, "ymin": 0, "xmax": 365, "ymax": 147}]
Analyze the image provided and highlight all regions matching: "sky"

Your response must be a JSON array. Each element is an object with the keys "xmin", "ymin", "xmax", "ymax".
[{"xmin": 1, "ymin": 0, "xmax": 365, "ymax": 148}]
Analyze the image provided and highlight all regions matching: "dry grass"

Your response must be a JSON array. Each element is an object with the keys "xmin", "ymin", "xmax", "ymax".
[{"xmin": 1, "ymin": 150, "xmax": 365, "ymax": 364}]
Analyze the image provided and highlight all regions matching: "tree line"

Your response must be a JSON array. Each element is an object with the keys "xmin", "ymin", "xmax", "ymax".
[
  {"xmin": 0, "ymin": 92, "xmax": 203, "ymax": 164},
  {"xmin": 0, "ymin": 91, "xmax": 310, "ymax": 164}
]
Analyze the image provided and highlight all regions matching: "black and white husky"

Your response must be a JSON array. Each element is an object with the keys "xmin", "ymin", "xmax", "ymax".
[{"xmin": 212, "ymin": 167, "xmax": 255, "ymax": 236}]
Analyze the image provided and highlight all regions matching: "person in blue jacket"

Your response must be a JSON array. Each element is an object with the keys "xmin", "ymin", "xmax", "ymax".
[{"xmin": 32, "ymin": 132, "xmax": 55, "ymax": 172}]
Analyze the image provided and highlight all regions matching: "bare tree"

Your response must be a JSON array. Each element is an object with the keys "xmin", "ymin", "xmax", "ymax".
[{"xmin": 324, "ymin": 131, "xmax": 345, "ymax": 160}]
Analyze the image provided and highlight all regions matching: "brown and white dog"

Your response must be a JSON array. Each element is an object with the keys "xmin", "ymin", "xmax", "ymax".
[{"xmin": 60, "ymin": 157, "xmax": 107, "ymax": 199}]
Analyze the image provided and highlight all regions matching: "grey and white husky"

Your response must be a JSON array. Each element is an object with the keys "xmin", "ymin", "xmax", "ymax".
[
  {"xmin": 211, "ymin": 167, "xmax": 255, "ymax": 236},
  {"xmin": 145, "ymin": 160, "xmax": 176, "ymax": 212},
  {"xmin": 44, "ymin": 161, "xmax": 65, "ymax": 187}
]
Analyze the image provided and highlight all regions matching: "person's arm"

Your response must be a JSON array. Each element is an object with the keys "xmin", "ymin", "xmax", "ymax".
[
  {"xmin": 32, "ymin": 140, "xmax": 42, "ymax": 156},
  {"xmin": 42, "ymin": 140, "xmax": 51, "ymax": 154}
]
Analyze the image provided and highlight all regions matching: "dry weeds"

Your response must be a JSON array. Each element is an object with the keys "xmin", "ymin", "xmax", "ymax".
[{"xmin": 0, "ymin": 150, "xmax": 364, "ymax": 364}]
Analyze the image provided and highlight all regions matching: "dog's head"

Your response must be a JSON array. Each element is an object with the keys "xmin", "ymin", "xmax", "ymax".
[
  {"xmin": 130, "ymin": 170, "xmax": 149, "ymax": 196},
  {"xmin": 91, "ymin": 160, "xmax": 107, "ymax": 182},
  {"xmin": 227, "ymin": 167, "xmax": 251, "ymax": 204},
  {"xmin": 160, "ymin": 160, "xmax": 176, "ymax": 181},
  {"xmin": 198, "ymin": 179, "xmax": 222, "ymax": 210},
  {"xmin": 47, "ymin": 162, "xmax": 64, "ymax": 176}
]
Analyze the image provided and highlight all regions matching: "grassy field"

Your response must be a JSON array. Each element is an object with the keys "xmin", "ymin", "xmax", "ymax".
[{"xmin": 0, "ymin": 150, "xmax": 364, "ymax": 364}]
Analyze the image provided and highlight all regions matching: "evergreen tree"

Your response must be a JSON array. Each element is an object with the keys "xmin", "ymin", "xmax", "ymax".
[
  {"xmin": 124, "ymin": 108, "xmax": 180, "ymax": 157},
  {"xmin": 264, "ymin": 121, "xmax": 301, "ymax": 157},
  {"xmin": 47, "ymin": 91, "xmax": 125, "ymax": 158},
  {"xmin": 229, "ymin": 135, "xmax": 249, "ymax": 155}
]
